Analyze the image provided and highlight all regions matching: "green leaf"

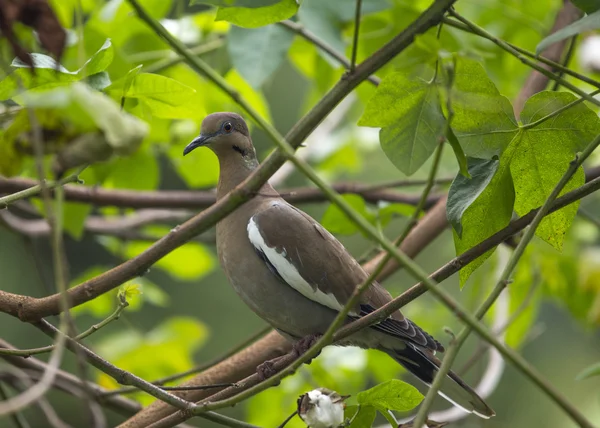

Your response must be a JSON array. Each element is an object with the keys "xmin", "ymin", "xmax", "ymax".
[
  {"xmin": 512, "ymin": 91, "xmax": 599, "ymax": 250},
  {"xmin": 451, "ymin": 57, "xmax": 518, "ymax": 158},
  {"xmin": 446, "ymin": 126, "xmax": 470, "ymax": 178},
  {"xmin": 86, "ymin": 72, "xmax": 112, "ymax": 91},
  {"xmin": 572, "ymin": 0, "xmax": 600, "ymax": 13},
  {"xmin": 536, "ymin": 10, "xmax": 598, "ymax": 54},
  {"xmin": 96, "ymin": 316, "xmax": 208, "ymax": 405},
  {"xmin": 321, "ymin": 194, "xmax": 374, "ymax": 235},
  {"xmin": 453, "ymin": 157, "xmax": 515, "ymax": 286},
  {"xmin": 349, "ymin": 405, "xmax": 377, "ymax": 428},
  {"xmin": 123, "ymin": 241, "xmax": 215, "ymax": 280},
  {"xmin": 356, "ymin": 379, "xmax": 423, "ymax": 412},
  {"xmin": 20, "ymin": 83, "xmax": 148, "ymax": 156},
  {"xmin": 447, "ymin": 157, "xmax": 500, "ymax": 237},
  {"xmin": 122, "ymin": 73, "xmax": 202, "ymax": 119},
  {"xmin": 62, "ymin": 201, "xmax": 93, "ymax": 240},
  {"xmin": 577, "ymin": 362, "xmax": 600, "ymax": 380},
  {"xmin": 192, "ymin": 0, "xmax": 281, "ymax": 7},
  {"xmin": 104, "ymin": 150, "xmax": 160, "ymax": 191},
  {"xmin": 216, "ymin": 0, "xmax": 298, "ymax": 27},
  {"xmin": 359, "ymin": 73, "xmax": 445, "ymax": 175},
  {"xmin": 227, "ymin": 25, "xmax": 294, "ymax": 88},
  {"xmin": 0, "ymin": 39, "xmax": 114, "ymax": 100}
]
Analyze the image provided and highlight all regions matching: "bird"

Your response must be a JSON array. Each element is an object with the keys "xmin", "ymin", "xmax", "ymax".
[{"xmin": 183, "ymin": 112, "xmax": 495, "ymax": 419}]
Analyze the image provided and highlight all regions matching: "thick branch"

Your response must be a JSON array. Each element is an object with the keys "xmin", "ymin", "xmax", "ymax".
[{"xmin": 0, "ymin": 177, "xmax": 439, "ymax": 209}]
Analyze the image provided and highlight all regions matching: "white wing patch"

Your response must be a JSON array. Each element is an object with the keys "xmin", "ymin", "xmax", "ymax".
[{"xmin": 247, "ymin": 217, "xmax": 344, "ymax": 312}]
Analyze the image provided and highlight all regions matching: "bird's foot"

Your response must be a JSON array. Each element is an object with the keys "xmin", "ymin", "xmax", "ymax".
[
  {"xmin": 292, "ymin": 334, "xmax": 323, "ymax": 363},
  {"xmin": 256, "ymin": 358, "xmax": 281, "ymax": 382}
]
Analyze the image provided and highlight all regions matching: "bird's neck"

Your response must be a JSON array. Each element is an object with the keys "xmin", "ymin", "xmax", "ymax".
[{"xmin": 216, "ymin": 158, "xmax": 279, "ymax": 200}]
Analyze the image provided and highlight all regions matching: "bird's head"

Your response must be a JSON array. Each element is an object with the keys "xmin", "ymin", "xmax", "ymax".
[{"xmin": 183, "ymin": 112, "xmax": 257, "ymax": 167}]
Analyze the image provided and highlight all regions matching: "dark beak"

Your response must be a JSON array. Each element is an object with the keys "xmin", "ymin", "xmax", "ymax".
[{"xmin": 183, "ymin": 134, "xmax": 210, "ymax": 156}]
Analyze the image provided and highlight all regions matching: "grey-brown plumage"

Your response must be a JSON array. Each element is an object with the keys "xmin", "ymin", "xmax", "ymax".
[{"xmin": 184, "ymin": 112, "xmax": 495, "ymax": 419}]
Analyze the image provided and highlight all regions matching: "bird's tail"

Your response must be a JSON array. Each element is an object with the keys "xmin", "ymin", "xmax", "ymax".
[{"xmin": 383, "ymin": 344, "xmax": 495, "ymax": 419}]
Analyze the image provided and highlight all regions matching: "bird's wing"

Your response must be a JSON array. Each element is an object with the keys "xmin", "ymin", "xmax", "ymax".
[{"xmin": 247, "ymin": 201, "xmax": 442, "ymax": 352}]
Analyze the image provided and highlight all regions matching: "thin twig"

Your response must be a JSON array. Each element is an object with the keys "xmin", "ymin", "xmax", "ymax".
[
  {"xmin": 350, "ymin": 0, "xmax": 363, "ymax": 72},
  {"xmin": 0, "ymin": 382, "xmax": 30, "ymax": 428},
  {"xmin": 0, "ymin": 167, "xmax": 85, "ymax": 208},
  {"xmin": 0, "ymin": 297, "xmax": 128, "ymax": 357},
  {"xmin": 278, "ymin": 20, "xmax": 379, "ymax": 85}
]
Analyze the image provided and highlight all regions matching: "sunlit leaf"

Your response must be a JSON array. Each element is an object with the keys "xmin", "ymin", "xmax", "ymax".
[
  {"xmin": 121, "ymin": 73, "xmax": 203, "ymax": 119},
  {"xmin": 349, "ymin": 405, "xmax": 376, "ymax": 428},
  {"xmin": 0, "ymin": 39, "xmax": 114, "ymax": 100},
  {"xmin": 451, "ymin": 57, "xmax": 518, "ymax": 158},
  {"xmin": 356, "ymin": 379, "xmax": 423, "ymax": 411},
  {"xmin": 123, "ymin": 241, "xmax": 215, "ymax": 280},
  {"xmin": 512, "ymin": 91, "xmax": 599, "ymax": 250},
  {"xmin": 96, "ymin": 316, "xmax": 208, "ymax": 405},
  {"xmin": 216, "ymin": 0, "xmax": 298, "ymax": 27},
  {"xmin": 192, "ymin": 0, "xmax": 281, "ymax": 7}
]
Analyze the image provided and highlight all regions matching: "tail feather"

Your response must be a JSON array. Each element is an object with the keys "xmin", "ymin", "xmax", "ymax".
[{"xmin": 385, "ymin": 344, "xmax": 495, "ymax": 419}]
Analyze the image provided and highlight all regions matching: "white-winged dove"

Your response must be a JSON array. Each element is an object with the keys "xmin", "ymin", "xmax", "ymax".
[{"xmin": 184, "ymin": 112, "xmax": 495, "ymax": 419}]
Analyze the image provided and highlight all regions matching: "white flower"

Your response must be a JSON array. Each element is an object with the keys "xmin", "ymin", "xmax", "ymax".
[{"xmin": 298, "ymin": 388, "xmax": 347, "ymax": 428}]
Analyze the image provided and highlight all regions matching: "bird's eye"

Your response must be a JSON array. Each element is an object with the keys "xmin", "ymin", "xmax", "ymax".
[{"xmin": 223, "ymin": 122, "xmax": 233, "ymax": 133}]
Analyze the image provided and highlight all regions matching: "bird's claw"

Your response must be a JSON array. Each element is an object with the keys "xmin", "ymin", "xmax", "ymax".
[
  {"xmin": 292, "ymin": 334, "xmax": 322, "ymax": 363},
  {"xmin": 256, "ymin": 359, "xmax": 280, "ymax": 382}
]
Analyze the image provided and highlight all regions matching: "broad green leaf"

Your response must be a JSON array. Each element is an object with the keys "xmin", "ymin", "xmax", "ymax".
[
  {"xmin": 512, "ymin": 91, "xmax": 600, "ymax": 250},
  {"xmin": 577, "ymin": 362, "xmax": 600, "ymax": 380},
  {"xmin": 0, "ymin": 39, "xmax": 114, "ymax": 100},
  {"xmin": 224, "ymin": 70, "xmax": 271, "ymax": 121},
  {"xmin": 572, "ymin": 0, "xmax": 600, "ymax": 13},
  {"xmin": 0, "ymin": 132, "xmax": 23, "ymax": 176},
  {"xmin": 192, "ymin": 0, "xmax": 281, "ymax": 7},
  {"xmin": 356, "ymin": 379, "xmax": 423, "ymax": 412},
  {"xmin": 228, "ymin": 25, "xmax": 294, "ymax": 88},
  {"xmin": 124, "ymin": 241, "xmax": 215, "ymax": 280},
  {"xmin": 122, "ymin": 73, "xmax": 203, "ymax": 119},
  {"xmin": 536, "ymin": 10, "xmax": 598, "ymax": 54},
  {"xmin": 216, "ymin": 0, "xmax": 298, "ymax": 27},
  {"xmin": 349, "ymin": 405, "xmax": 376, "ymax": 428},
  {"xmin": 321, "ymin": 194, "xmax": 374, "ymax": 235},
  {"xmin": 447, "ymin": 157, "xmax": 500, "ymax": 237},
  {"xmin": 169, "ymin": 139, "xmax": 220, "ymax": 188},
  {"xmin": 505, "ymin": 247, "xmax": 542, "ymax": 348},
  {"xmin": 359, "ymin": 73, "xmax": 445, "ymax": 175},
  {"xmin": 451, "ymin": 57, "xmax": 518, "ymax": 158},
  {"xmin": 454, "ymin": 158, "xmax": 514, "ymax": 286}
]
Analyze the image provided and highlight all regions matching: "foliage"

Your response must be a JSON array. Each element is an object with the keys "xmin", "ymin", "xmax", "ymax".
[{"xmin": 0, "ymin": 0, "xmax": 600, "ymax": 427}]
